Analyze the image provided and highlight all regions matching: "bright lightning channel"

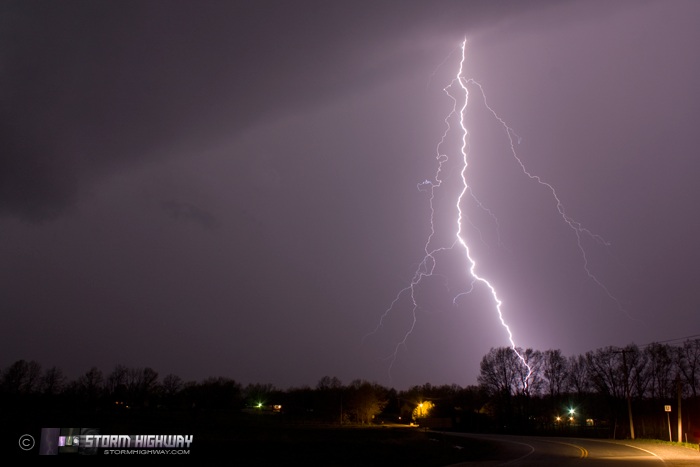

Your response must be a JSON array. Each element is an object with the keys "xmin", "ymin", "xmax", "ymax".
[
  {"xmin": 367, "ymin": 39, "xmax": 621, "ymax": 390},
  {"xmin": 453, "ymin": 41, "xmax": 534, "ymax": 385}
]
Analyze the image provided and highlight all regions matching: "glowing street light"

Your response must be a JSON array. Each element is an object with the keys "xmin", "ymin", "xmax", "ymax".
[{"xmin": 413, "ymin": 401, "xmax": 434, "ymax": 420}]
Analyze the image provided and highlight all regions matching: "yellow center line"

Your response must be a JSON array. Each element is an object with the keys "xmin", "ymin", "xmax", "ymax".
[{"xmin": 540, "ymin": 439, "xmax": 588, "ymax": 458}]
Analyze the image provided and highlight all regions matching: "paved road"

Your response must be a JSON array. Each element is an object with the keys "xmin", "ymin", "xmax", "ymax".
[{"xmin": 436, "ymin": 432, "xmax": 700, "ymax": 466}]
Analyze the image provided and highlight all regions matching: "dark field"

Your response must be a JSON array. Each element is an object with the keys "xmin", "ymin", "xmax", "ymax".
[{"xmin": 190, "ymin": 415, "xmax": 497, "ymax": 465}]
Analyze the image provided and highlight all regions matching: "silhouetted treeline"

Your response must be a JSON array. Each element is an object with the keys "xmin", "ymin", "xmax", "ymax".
[
  {"xmin": 475, "ymin": 340, "xmax": 700, "ymax": 441},
  {"xmin": 2, "ymin": 339, "xmax": 699, "ymax": 442}
]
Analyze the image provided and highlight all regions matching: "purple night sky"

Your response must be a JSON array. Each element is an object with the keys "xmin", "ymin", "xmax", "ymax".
[{"xmin": 2, "ymin": 0, "xmax": 699, "ymax": 391}]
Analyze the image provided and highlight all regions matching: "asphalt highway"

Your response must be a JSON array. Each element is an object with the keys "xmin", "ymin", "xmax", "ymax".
[{"xmin": 437, "ymin": 433, "xmax": 700, "ymax": 466}]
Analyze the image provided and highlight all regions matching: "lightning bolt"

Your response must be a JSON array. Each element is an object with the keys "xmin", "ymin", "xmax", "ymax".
[
  {"xmin": 366, "ymin": 39, "xmax": 623, "ymax": 390},
  {"xmin": 453, "ymin": 40, "xmax": 533, "ymax": 387}
]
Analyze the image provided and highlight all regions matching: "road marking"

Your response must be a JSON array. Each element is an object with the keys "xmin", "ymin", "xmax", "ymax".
[
  {"xmin": 616, "ymin": 443, "xmax": 666, "ymax": 464},
  {"xmin": 496, "ymin": 441, "xmax": 535, "ymax": 466},
  {"xmin": 538, "ymin": 438, "xmax": 588, "ymax": 458}
]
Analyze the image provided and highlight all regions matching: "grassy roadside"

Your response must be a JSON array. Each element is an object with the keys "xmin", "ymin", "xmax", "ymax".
[
  {"xmin": 190, "ymin": 421, "xmax": 501, "ymax": 465},
  {"xmin": 625, "ymin": 438, "xmax": 700, "ymax": 452}
]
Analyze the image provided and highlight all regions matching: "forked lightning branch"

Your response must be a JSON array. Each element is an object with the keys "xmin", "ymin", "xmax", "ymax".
[{"xmin": 368, "ymin": 39, "xmax": 620, "ymax": 389}]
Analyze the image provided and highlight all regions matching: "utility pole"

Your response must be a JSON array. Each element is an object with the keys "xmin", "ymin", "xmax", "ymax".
[
  {"xmin": 615, "ymin": 348, "xmax": 635, "ymax": 439},
  {"xmin": 677, "ymin": 375, "xmax": 682, "ymax": 443}
]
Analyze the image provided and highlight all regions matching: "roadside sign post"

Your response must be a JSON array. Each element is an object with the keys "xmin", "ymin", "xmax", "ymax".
[{"xmin": 664, "ymin": 405, "xmax": 672, "ymax": 442}]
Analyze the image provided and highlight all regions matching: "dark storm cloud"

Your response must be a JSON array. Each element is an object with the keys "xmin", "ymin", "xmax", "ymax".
[
  {"xmin": 0, "ymin": 0, "xmax": 588, "ymax": 221},
  {"xmin": 161, "ymin": 200, "xmax": 220, "ymax": 230},
  {"xmin": 3, "ymin": 0, "xmax": 697, "ymax": 391}
]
